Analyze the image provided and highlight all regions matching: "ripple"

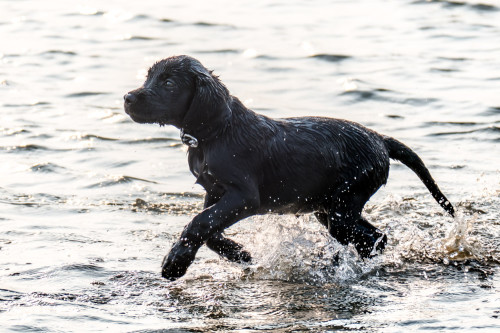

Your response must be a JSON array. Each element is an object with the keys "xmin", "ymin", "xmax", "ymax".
[
  {"xmin": 424, "ymin": 121, "xmax": 479, "ymax": 126},
  {"xmin": 61, "ymin": 263, "xmax": 104, "ymax": 272},
  {"xmin": 309, "ymin": 53, "xmax": 351, "ymax": 62},
  {"xmin": 480, "ymin": 106, "xmax": 500, "ymax": 116},
  {"xmin": 430, "ymin": 67, "xmax": 460, "ymax": 73},
  {"xmin": 131, "ymin": 197, "xmax": 202, "ymax": 215},
  {"xmin": 120, "ymin": 137, "xmax": 180, "ymax": 145},
  {"xmin": 195, "ymin": 48, "xmax": 241, "ymax": 54},
  {"xmin": 80, "ymin": 134, "xmax": 118, "ymax": 141},
  {"xmin": 438, "ymin": 56, "xmax": 470, "ymax": 62},
  {"xmin": 3, "ymin": 144, "xmax": 49, "ymax": 152},
  {"xmin": 193, "ymin": 21, "xmax": 236, "ymax": 29},
  {"xmin": 29, "ymin": 162, "xmax": 66, "ymax": 173},
  {"xmin": 65, "ymin": 92, "xmax": 109, "ymax": 98},
  {"xmin": 124, "ymin": 35, "xmax": 158, "ymax": 41},
  {"xmin": 413, "ymin": 0, "xmax": 498, "ymax": 12},
  {"xmin": 3, "ymin": 101, "xmax": 51, "ymax": 107},
  {"xmin": 65, "ymin": 10, "xmax": 105, "ymax": 17},
  {"xmin": 39, "ymin": 50, "xmax": 77, "ymax": 56},
  {"xmin": 0, "ymin": 289, "xmax": 23, "ymax": 302},
  {"xmin": 428, "ymin": 126, "xmax": 500, "ymax": 137},
  {"xmin": 85, "ymin": 175, "xmax": 158, "ymax": 189},
  {"xmin": 1, "ymin": 127, "xmax": 31, "ymax": 136},
  {"xmin": 340, "ymin": 88, "xmax": 439, "ymax": 106},
  {"xmin": 0, "ymin": 192, "xmax": 64, "ymax": 208},
  {"xmin": 386, "ymin": 114, "xmax": 405, "ymax": 119},
  {"xmin": 128, "ymin": 14, "xmax": 154, "ymax": 21},
  {"xmin": 159, "ymin": 18, "xmax": 175, "ymax": 23}
]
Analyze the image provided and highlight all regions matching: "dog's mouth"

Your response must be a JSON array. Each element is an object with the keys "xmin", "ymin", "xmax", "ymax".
[{"xmin": 124, "ymin": 106, "xmax": 156, "ymax": 124}]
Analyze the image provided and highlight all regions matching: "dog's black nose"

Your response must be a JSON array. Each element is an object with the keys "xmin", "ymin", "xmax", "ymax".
[{"xmin": 124, "ymin": 92, "xmax": 137, "ymax": 105}]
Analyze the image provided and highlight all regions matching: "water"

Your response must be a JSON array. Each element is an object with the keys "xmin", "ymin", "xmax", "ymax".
[{"xmin": 1, "ymin": 0, "xmax": 499, "ymax": 331}]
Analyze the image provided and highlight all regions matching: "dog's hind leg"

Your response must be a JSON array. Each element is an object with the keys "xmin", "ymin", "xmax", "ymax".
[{"xmin": 317, "ymin": 189, "xmax": 387, "ymax": 258}]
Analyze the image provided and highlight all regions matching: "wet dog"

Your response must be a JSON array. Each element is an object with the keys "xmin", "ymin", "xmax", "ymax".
[{"xmin": 124, "ymin": 55, "xmax": 455, "ymax": 280}]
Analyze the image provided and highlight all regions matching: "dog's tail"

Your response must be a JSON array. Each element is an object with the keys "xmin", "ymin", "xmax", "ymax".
[{"xmin": 384, "ymin": 136, "xmax": 455, "ymax": 217}]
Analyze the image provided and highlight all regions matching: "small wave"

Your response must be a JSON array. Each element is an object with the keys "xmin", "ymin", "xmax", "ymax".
[
  {"xmin": 386, "ymin": 114, "xmax": 405, "ymax": 119},
  {"xmin": 0, "ymin": 288, "xmax": 23, "ymax": 302},
  {"xmin": 340, "ymin": 88, "xmax": 439, "ymax": 106},
  {"xmin": 124, "ymin": 35, "xmax": 158, "ymax": 41},
  {"xmin": 430, "ymin": 67, "xmax": 460, "ymax": 73},
  {"xmin": 196, "ymin": 49, "xmax": 241, "ymax": 54},
  {"xmin": 131, "ymin": 197, "xmax": 202, "ymax": 215},
  {"xmin": 402, "ymin": 97, "xmax": 440, "ymax": 106},
  {"xmin": 2, "ymin": 144, "xmax": 49, "ymax": 152},
  {"xmin": 159, "ymin": 192, "xmax": 205, "ymax": 199},
  {"xmin": 159, "ymin": 18, "xmax": 175, "ymax": 23},
  {"xmin": 340, "ymin": 89, "xmax": 377, "ymax": 100},
  {"xmin": 61, "ymin": 263, "xmax": 104, "ymax": 272},
  {"xmin": 425, "ymin": 121, "xmax": 479, "ymax": 127},
  {"xmin": 65, "ymin": 10, "xmax": 105, "ymax": 17},
  {"xmin": 65, "ymin": 92, "xmax": 109, "ymax": 98},
  {"xmin": 428, "ymin": 126, "xmax": 500, "ymax": 137},
  {"xmin": 85, "ymin": 175, "xmax": 158, "ymax": 189},
  {"xmin": 480, "ymin": 106, "xmax": 500, "ymax": 116},
  {"xmin": 1, "ymin": 127, "xmax": 31, "ymax": 135},
  {"xmin": 3, "ymin": 101, "xmax": 51, "ymax": 107},
  {"xmin": 0, "ymin": 192, "xmax": 64, "ymax": 208},
  {"xmin": 29, "ymin": 162, "xmax": 66, "ymax": 173},
  {"xmin": 309, "ymin": 53, "xmax": 351, "ymax": 63},
  {"xmin": 80, "ymin": 134, "xmax": 118, "ymax": 141},
  {"xmin": 129, "ymin": 14, "xmax": 153, "ymax": 21},
  {"xmin": 120, "ymin": 137, "xmax": 179, "ymax": 145},
  {"xmin": 412, "ymin": 0, "xmax": 498, "ymax": 12},
  {"xmin": 193, "ymin": 21, "xmax": 236, "ymax": 29},
  {"xmin": 438, "ymin": 56, "xmax": 470, "ymax": 62},
  {"xmin": 158, "ymin": 18, "xmax": 238, "ymax": 29},
  {"xmin": 39, "ymin": 50, "xmax": 77, "ymax": 56},
  {"xmin": 3, "ymin": 144, "xmax": 71, "ymax": 153}
]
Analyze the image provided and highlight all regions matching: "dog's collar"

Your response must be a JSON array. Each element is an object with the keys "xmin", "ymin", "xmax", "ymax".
[{"xmin": 180, "ymin": 129, "xmax": 199, "ymax": 148}]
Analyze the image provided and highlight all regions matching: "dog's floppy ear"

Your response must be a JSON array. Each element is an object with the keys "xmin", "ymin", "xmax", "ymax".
[{"xmin": 181, "ymin": 59, "xmax": 231, "ymax": 135}]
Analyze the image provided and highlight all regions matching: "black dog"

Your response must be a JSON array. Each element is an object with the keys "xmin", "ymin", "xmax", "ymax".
[{"xmin": 124, "ymin": 55, "xmax": 455, "ymax": 280}]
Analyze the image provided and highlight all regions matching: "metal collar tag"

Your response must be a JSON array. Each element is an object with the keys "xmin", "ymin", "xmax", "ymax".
[{"xmin": 180, "ymin": 129, "xmax": 199, "ymax": 148}]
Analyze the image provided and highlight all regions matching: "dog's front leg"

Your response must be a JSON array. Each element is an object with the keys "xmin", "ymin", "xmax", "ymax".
[
  {"xmin": 206, "ymin": 233, "xmax": 252, "ymax": 263},
  {"xmin": 161, "ymin": 189, "xmax": 258, "ymax": 280},
  {"xmin": 203, "ymin": 192, "xmax": 252, "ymax": 264}
]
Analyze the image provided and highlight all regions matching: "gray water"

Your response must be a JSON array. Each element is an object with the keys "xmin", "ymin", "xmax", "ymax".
[{"xmin": 1, "ymin": 0, "xmax": 499, "ymax": 331}]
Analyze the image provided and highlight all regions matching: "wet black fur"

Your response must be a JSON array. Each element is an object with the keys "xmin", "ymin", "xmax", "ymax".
[{"xmin": 124, "ymin": 55, "xmax": 455, "ymax": 280}]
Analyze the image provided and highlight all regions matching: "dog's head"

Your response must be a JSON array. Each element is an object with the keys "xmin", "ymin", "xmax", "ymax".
[{"xmin": 124, "ymin": 55, "xmax": 230, "ymax": 131}]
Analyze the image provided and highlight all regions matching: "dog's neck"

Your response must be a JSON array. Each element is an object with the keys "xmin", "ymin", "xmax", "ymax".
[
  {"xmin": 179, "ymin": 117, "xmax": 230, "ymax": 148},
  {"xmin": 180, "ymin": 98, "xmax": 234, "ymax": 148}
]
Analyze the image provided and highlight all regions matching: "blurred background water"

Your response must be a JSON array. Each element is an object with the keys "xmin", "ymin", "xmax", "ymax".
[{"xmin": 1, "ymin": 0, "xmax": 499, "ymax": 331}]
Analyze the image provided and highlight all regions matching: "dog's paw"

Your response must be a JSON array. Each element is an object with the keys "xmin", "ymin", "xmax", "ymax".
[
  {"xmin": 237, "ymin": 250, "xmax": 252, "ymax": 264},
  {"xmin": 355, "ymin": 229, "xmax": 387, "ymax": 259},
  {"xmin": 161, "ymin": 244, "xmax": 197, "ymax": 280}
]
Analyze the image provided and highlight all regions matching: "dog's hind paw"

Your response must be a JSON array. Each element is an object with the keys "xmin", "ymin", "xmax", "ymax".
[{"xmin": 355, "ymin": 230, "xmax": 387, "ymax": 259}]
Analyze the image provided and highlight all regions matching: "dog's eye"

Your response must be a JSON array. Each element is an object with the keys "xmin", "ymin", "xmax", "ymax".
[{"xmin": 165, "ymin": 79, "xmax": 175, "ymax": 87}]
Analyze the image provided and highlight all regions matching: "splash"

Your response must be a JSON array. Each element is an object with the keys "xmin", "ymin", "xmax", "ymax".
[
  {"xmin": 441, "ymin": 211, "xmax": 482, "ymax": 262},
  {"xmin": 236, "ymin": 215, "xmax": 380, "ymax": 285},
  {"xmin": 385, "ymin": 200, "xmax": 496, "ymax": 266}
]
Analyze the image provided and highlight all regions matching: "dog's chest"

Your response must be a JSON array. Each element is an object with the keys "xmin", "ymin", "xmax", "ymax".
[
  {"xmin": 187, "ymin": 149, "xmax": 217, "ymax": 187},
  {"xmin": 188, "ymin": 149, "xmax": 206, "ymax": 177}
]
